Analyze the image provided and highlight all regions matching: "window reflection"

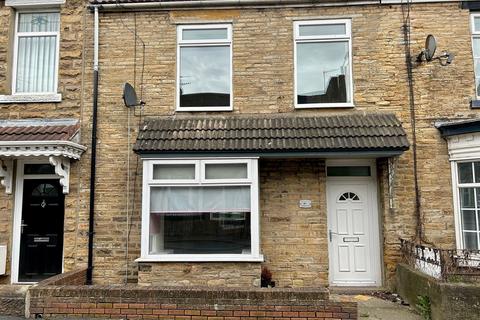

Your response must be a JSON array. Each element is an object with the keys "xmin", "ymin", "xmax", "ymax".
[
  {"xmin": 296, "ymin": 42, "xmax": 349, "ymax": 104},
  {"xmin": 179, "ymin": 46, "xmax": 230, "ymax": 107}
]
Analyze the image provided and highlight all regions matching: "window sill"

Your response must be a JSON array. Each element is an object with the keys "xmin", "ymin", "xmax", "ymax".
[
  {"xmin": 0, "ymin": 94, "xmax": 62, "ymax": 104},
  {"xmin": 295, "ymin": 103, "xmax": 355, "ymax": 109},
  {"xmin": 5, "ymin": 0, "xmax": 65, "ymax": 7},
  {"xmin": 135, "ymin": 254, "xmax": 264, "ymax": 263}
]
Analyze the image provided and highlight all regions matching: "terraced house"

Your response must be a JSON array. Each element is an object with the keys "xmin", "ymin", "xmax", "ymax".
[{"xmin": 1, "ymin": 0, "xmax": 480, "ymax": 311}]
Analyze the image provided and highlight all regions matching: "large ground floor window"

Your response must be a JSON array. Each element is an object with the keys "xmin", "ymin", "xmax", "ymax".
[{"xmin": 140, "ymin": 158, "xmax": 262, "ymax": 261}]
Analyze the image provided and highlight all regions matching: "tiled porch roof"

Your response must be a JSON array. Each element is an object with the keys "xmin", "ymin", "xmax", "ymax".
[
  {"xmin": 0, "ymin": 119, "xmax": 80, "ymax": 142},
  {"xmin": 134, "ymin": 113, "xmax": 410, "ymax": 154},
  {"xmin": 0, "ymin": 119, "xmax": 86, "ymax": 159}
]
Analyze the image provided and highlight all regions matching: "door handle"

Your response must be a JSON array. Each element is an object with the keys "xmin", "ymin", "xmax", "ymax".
[{"xmin": 329, "ymin": 229, "xmax": 337, "ymax": 242}]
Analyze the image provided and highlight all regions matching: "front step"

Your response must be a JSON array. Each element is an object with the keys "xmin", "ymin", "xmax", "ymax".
[
  {"xmin": 328, "ymin": 286, "xmax": 388, "ymax": 295},
  {"xmin": 0, "ymin": 285, "xmax": 30, "ymax": 317}
]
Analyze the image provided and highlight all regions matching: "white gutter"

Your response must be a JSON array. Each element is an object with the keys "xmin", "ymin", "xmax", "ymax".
[
  {"xmin": 90, "ymin": 0, "xmax": 460, "ymax": 11},
  {"xmin": 0, "ymin": 140, "xmax": 87, "ymax": 159}
]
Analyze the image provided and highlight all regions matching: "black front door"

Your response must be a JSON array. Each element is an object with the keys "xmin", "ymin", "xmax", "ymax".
[{"xmin": 18, "ymin": 179, "xmax": 65, "ymax": 282}]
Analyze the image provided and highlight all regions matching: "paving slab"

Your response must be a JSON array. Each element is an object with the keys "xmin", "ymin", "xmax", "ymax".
[{"xmin": 355, "ymin": 295, "xmax": 422, "ymax": 320}]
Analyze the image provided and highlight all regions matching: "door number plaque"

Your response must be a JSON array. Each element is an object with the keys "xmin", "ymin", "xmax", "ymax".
[{"xmin": 299, "ymin": 200, "xmax": 312, "ymax": 208}]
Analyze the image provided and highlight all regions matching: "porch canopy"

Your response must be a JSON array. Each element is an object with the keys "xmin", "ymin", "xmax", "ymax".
[
  {"xmin": 436, "ymin": 118, "xmax": 480, "ymax": 161},
  {"xmin": 0, "ymin": 119, "xmax": 87, "ymax": 194},
  {"xmin": 133, "ymin": 113, "xmax": 409, "ymax": 158}
]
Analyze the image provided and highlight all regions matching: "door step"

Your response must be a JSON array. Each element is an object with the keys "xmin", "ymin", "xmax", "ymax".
[{"xmin": 328, "ymin": 286, "xmax": 388, "ymax": 295}]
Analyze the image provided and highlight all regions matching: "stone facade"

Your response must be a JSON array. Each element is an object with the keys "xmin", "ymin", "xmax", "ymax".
[
  {"xmin": 88, "ymin": 2, "xmax": 470, "ymax": 287},
  {"xmin": 0, "ymin": 0, "xmax": 477, "ymax": 289},
  {"xmin": 138, "ymin": 263, "xmax": 262, "ymax": 287},
  {"xmin": 260, "ymin": 159, "xmax": 328, "ymax": 288}
]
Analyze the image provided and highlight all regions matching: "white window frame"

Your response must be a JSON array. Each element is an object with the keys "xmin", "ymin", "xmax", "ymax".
[
  {"xmin": 452, "ymin": 160, "xmax": 480, "ymax": 250},
  {"xmin": 11, "ymin": 10, "xmax": 61, "ymax": 95},
  {"xmin": 149, "ymin": 160, "xmax": 200, "ymax": 184},
  {"xmin": 471, "ymin": 14, "xmax": 480, "ymax": 99},
  {"xmin": 201, "ymin": 158, "xmax": 251, "ymax": 183},
  {"xmin": 176, "ymin": 24, "xmax": 233, "ymax": 112},
  {"xmin": 5, "ymin": 0, "xmax": 65, "ymax": 7},
  {"xmin": 138, "ymin": 158, "xmax": 263, "ymax": 262},
  {"xmin": 293, "ymin": 19, "xmax": 354, "ymax": 109}
]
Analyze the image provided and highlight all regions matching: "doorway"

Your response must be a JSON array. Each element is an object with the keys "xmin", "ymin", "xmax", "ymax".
[
  {"xmin": 326, "ymin": 160, "xmax": 381, "ymax": 286},
  {"xmin": 12, "ymin": 161, "xmax": 64, "ymax": 283}
]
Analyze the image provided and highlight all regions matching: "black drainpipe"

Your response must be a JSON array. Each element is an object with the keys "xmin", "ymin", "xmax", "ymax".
[
  {"xmin": 87, "ymin": 6, "xmax": 100, "ymax": 285},
  {"xmin": 87, "ymin": 68, "xmax": 98, "ymax": 285}
]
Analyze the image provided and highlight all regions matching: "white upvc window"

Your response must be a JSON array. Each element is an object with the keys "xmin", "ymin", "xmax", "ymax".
[
  {"xmin": 454, "ymin": 161, "xmax": 480, "ymax": 250},
  {"xmin": 471, "ymin": 14, "xmax": 480, "ymax": 98},
  {"xmin": 139, "ymin": 158, "xmax": 262, "ymax": 262},
  {"xmin": 294, "ymin": 19, "xmax": 354, "ymax": 108},
  {"xmin": 176, "ymin": 24, "xmax": 233, "ymax": 111},
  {"xmin": 12, "ymin": 11, "xmax": 60, "ymax": 95}
]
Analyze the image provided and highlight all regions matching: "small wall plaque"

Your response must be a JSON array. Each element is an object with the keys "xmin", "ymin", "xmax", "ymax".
[{"xmin": 299, "ymin": 200, "xmax": 312, "ymax": 208}]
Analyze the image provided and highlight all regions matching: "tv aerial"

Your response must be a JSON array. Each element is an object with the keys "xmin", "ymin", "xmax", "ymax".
[
  {"xmin": 123, "ymin": 83, "xmax": 145, "ymax": 108},
  {"xmin": 417, "ymin": 35, "xmax": 454, "ymax": 65}
]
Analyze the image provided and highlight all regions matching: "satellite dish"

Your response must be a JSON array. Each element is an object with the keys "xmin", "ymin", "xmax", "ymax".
[
  {"xmin": 123, "ymin": 83, "xmax": 141, "ymax": 108},
  {"xmin": 424, "ymin": 35, "xmax": 436, "ymax": 61}
]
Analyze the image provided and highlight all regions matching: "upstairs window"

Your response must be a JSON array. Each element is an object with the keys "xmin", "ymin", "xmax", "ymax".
[
  {"xmin": 177, "ymin": 25, "xmax": 232, "ymax": 111},
  {"xmin": 471, "ymin": 14, "xmax": 480, "ymax": 97},
  {"xmin": 13, "ymin": 11, "xmax": 60, "ymax": 94},
  {"xmin": 294, "ymin": 19, "xmax": 353, "ymax": 108}
]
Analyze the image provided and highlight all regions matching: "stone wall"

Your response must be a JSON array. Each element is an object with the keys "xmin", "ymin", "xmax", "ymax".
[
  {"xmin": 396, "ymin": 263, "xmax": 480, "ymax": 320},
  {"xmin": 260, "ymin": 159, "xmax": 328, "ymax": 288},
  {"xmin": 137, "ymin": 263, "xmax": 261, "ymax": 287}
]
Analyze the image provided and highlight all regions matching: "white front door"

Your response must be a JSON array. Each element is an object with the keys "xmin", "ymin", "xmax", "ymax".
[{"xmin": 326, "ymin": 166, "xmax": 381, "ymax": 286}]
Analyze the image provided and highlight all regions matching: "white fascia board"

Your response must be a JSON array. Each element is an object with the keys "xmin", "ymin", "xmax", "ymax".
[
  {"xmin": 5, "ymin": 0, "xmax": 65, "ymax": 8},
  {"xmin": 0, "ymin": 140, "xmax": 87, "ymax": 160}
]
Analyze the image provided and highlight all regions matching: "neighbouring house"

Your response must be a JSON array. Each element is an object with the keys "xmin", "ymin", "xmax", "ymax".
[
  {"xmin": 0, "ymin": 0, "xmax": 89, "ymax": 285},
  {"xmin": 0, "ymin": 0, "xmax": 480, "ymax": 295}
]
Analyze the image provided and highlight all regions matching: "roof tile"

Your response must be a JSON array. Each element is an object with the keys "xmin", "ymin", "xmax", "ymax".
[
  {"xmin": 0, "ymin": 119, "xmax": 80, "ymax": 142},
  {"xmin": 134, "ymin": 113, "xmax": 409, "ymax": 153}
]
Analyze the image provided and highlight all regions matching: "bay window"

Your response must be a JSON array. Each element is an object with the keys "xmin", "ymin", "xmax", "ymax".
[
  {"xmin": 13, "ymin": 11, "xmax": 60, "ymax": 94},
  {"xmin": 294, "ymin": 19, "xmax": 353, "ymax": 108},
  {"xmin": 140, "ymin": 159, "xmax": 262, "ymax": 261},
  {"xmin": 456, "ymin": 161, "xmax": 480, "ymax": 250},
  {"xmin": 177, "ymin": 24, "xmax": 232, "ymax": 111}
]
